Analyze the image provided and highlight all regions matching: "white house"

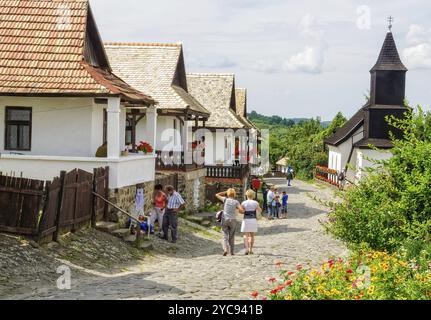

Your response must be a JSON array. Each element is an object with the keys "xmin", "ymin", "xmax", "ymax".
[
  {"xmin": 104, "ymin": 43, "xmax": 211, "ymax": 211},
  {"xmin": 325, "ymin": 29, "xmax": 408, "ymax": 183},
  {"xmin": 0, "ymin": 0, "xmax": 157, "ymax": 191},
  {"xmin": 186, "ymin": 73, "xmax": 253, "ymax": 167}
]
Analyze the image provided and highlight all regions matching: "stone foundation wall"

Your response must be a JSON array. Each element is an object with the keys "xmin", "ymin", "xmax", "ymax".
[
  {"xmin": 177, "ymin": 168, "xmax": 206, "ymax": 213},
  {"xmin": 108, "ymin": 181, "xmax": 154, "ymax": 227},
  {"xmin": 205, "ymin": 176, "xmax": 249, "ymax": 204}
]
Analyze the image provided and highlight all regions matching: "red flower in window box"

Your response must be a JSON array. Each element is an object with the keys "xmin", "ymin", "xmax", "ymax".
[{"xmin": 136, "ymin": 141, "xmax": 153, "ymax": 154}]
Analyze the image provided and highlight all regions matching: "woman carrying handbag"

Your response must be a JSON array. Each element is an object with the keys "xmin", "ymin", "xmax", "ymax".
[{"xmin": 216, "ymin": 189, "xmax": 244, "ymax": 256}]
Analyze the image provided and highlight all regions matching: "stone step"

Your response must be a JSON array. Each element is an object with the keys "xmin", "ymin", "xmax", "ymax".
[
  {"xmin": 95, "ymin": 221, "xmax": 120, "ymax": 233},
  {"xmin": 139, "ymin": 242, "xmax": 154, "ymax": 251},
  {"xmin": 124, "ymin": 234, "xmax": 137, "ymax": 243},
  {"xmin": 111, "ymin": 228, "xmax": 131, "ymax": 239},
  {"xmin": 201, "ymin": 220, "xmax": 212, "ymax": 227}
]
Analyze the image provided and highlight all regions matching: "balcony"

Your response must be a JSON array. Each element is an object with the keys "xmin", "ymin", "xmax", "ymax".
[
  {"xmin": 155, "ymin": 150, "xmax": 205, "ymax": 172},
  {"xmin": 206, "ymin": 164, "xmax": 250, "ymax": 180}
]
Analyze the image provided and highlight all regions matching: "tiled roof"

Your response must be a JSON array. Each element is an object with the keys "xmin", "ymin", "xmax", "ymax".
[
  {"xmin": 235, "ymin": 88, "xmax": 258, "ymax": 130},
  {"xmin": 187, "ymin": 73, "xmax": 250, "ymax": 129},
  {"xmin": 235, "ymin": 88, "xmax": 247, "ymax": 117},
  {"xmin": 0, "ymin": 0, "xmax": 154, "ymax": 104},
  {"xmin": 371, "ymin": 32, "xmax": 407, "ymax": 72},
  {"xmin": 104, "ymin": 43, "xmax": 209, "ymax": 116}
]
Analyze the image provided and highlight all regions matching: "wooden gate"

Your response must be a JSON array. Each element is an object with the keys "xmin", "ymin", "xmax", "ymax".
[
  {"xmin": 0, "ymin": 175, "xmax": 45, "ymax": 236},
  {"xmin": 57, "ymin": 169, "xmax": 93, "ymax": 236},
  {"xmin": 38, "ymin": 176, "xmax": 63, "ymax": 241}
]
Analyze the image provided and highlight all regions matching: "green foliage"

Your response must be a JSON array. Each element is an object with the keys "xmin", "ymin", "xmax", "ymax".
[
  {"xmin": 326, "ymin": 107, "xmax": 431, "ymax": 254},
  {"xmin": 250, "ymin": 111, "xmax": 346, "ymax": 179}
]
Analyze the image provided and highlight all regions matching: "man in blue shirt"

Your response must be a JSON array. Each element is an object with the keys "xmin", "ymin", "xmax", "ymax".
[
  {"xmin": 281, "ymin": 191, "xmax": 289, "ymax": 219},
  {"xmin": 161, "ymin": 185, "xmax": 185, "ymax": 243}
]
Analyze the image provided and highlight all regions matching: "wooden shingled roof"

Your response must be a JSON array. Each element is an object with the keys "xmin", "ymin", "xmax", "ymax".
[
  {"xmin": 235, "ymin": 88, "xmax": 258, "ymax": 130},
  {"xmin": 0, "ymin": 0, "xmax": 155, "ymax": 104},
  {"xmin": 104, "ymin": 43, "xmax": 210, "ymax": 117},
  {"xmin": 186, "ymin": 73, "xmax": 252, "ymax": 129}
]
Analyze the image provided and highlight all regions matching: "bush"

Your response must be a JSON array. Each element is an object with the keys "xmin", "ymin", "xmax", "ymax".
[
  {"xmin": 325, "ymin": 107, "xmax": 431, "ymax": 253},
  {"xmin": 259, "ymin": 250, "xmax": 431, "ymax": 300}
]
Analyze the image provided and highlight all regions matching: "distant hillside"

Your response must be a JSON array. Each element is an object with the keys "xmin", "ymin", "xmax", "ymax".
[{"xmin": 248, "ymin": 111, "xmax": 330, "ymax": 128}]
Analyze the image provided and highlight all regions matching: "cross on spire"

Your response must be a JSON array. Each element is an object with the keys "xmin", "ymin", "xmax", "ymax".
[{"xmin": 388, "ymin": 16, "xmax": 394, "ymax": 31}]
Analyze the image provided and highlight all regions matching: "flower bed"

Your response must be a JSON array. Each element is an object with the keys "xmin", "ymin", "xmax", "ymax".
[{"xmin": 254, "ymin": 251, "xmax": 431, "ymax": 300}]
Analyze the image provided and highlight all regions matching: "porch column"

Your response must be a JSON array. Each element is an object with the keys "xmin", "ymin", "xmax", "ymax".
[
  {"xmin": 107, "ymin": 97, "xmax": 121, "ymax": 159},
  {"xmin": 145, "ymin": 106, "xmax": 157, "ymax": 154}
]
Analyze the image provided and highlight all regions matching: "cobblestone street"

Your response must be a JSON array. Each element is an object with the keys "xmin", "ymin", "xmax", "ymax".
[{"xmin": 7, "ymin": 179, "xmax": 347, "ymax": 300}]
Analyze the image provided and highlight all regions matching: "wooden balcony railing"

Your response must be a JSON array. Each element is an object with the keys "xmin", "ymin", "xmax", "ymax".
[
  {"xmin": 206, "ymin": 164, "xmax": 250, "ymax": 180},
  {"xmin": 155, "ymin": 150, "xmax": 204, "ymax": 172},
  {"xmin": 315, "ymin": 165, "xmax": 340, "ymax": 187}
]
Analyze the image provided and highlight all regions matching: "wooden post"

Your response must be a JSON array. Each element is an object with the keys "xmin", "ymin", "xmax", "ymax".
[
  {"xmin": 104, "ymin": 166, "xmax": 109, "ymax": 221},
  {"xmin": 53, "ymin": 171, "xmax": 66, "ymax": 242},
  {"xmin": 91, "ymin": 168, "xmax": 97, "ymax": 228}
]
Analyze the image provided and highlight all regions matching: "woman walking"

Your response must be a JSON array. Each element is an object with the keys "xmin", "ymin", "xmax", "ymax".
[
  {"xmin": 241, "ymin": 189, "xmax": 262, "ymax": 255},
  {"xmin": 216, "ymin": 189, "xmax": 244, "ymax": 256}
]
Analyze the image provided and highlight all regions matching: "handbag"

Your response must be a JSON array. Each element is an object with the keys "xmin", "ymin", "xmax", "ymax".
[{"xmin": 216, "ymin": 211, "xmax": 224, "ymax": 223}]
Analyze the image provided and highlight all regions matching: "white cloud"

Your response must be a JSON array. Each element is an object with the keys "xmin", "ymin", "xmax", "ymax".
[
  {"xmin": 403, "ymin": 24, "xmax": 431, "ymax": 69},
  {"xmin": 299, "ymin": 14, "xmax": 322, "ymax": 38},
  {"xmin": 283, "ymin": 46, "xmax": 325, "ymax": 74},
  {"xmin": 403, "ymin": 43, "xmax": 431, "ymax": 69},
  {"xmin": 406, "ymin": 24, "xmax": 431, "ymax": 45}
]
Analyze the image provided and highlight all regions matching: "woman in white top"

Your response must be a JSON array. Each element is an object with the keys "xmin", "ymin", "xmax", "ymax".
[{"xmin": 240, "ymin": 189, "xmax": 262, "ymax": 255}]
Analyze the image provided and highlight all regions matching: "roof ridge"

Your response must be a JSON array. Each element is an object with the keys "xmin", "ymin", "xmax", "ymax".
[
  {"xmin": 187, "ymin": 72, "xmax": 235, "ymax": 77},
  {"xmin": 104, "ymin": 42, "xmax": 182, "ymax": 48}
]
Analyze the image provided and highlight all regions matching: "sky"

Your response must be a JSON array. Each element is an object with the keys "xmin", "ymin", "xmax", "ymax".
[{"xmin": 91, "ymin": 0, "xmax": 431, "ymax": 121}]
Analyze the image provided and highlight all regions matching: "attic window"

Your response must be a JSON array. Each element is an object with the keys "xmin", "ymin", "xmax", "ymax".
[{"xmin": 5, "ymin": 107, "xmax": 32, "ymax": 151}]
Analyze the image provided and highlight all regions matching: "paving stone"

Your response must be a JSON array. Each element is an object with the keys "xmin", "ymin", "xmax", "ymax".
[{"xmin": 2, "ymin": 179, "xmax": 347, "ymax": 300}]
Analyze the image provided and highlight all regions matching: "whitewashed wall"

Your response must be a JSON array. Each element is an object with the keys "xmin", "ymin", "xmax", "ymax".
[
  {"xmin": 355, "ymin": 148, "xmax": 393, "ymax": 182},
  {"xmin": 0, "ymin": 96, "xmax": 131, "ymax": 157},
  {"xmin": 328, "ymin": 125, "xmax": 364, "ymax": 174}
]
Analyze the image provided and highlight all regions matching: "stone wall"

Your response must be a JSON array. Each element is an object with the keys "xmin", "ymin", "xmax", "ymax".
[
  {"xmin": 177, "ymin": 168, "xmax": 206, "ymax": 213},
  {"xmin": 108, "ymin": 181, "xmax": 154, "ymax": 227},
  {"xmin": 205, "ymin": 176, "xmax": 249, "ymax": 204}
]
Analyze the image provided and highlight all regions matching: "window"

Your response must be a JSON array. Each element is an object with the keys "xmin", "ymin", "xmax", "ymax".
[{"xmin": 5, "ymin": 107, "xmax": 32, "ymax": 151}]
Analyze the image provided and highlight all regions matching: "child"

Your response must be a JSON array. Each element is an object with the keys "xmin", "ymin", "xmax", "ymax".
[
  {"xmin": 273, "ymin": 189, "xmax": 281, "ymax": 219},
  {"xmin": 281, "ymin": 191, "xmax": 289, "ymax": 219}
]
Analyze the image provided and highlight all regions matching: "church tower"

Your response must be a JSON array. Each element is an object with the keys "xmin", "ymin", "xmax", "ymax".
[{"xmin": 365, "ymin": 22, "xmax": 409, "ymax": 141}]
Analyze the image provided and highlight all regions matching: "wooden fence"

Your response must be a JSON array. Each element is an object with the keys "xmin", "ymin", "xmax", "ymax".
[
  {"xmin": 0, "ymin": 167, "xmax": 109, "ymax": 243},
  {"xmin": 315, "ymin": 165, "xmax": 340, "ymax": 188}
]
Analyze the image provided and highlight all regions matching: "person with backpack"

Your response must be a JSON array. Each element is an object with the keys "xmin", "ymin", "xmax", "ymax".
[
  {"xmin": 216, "ymin": 189, "xmax": 244, "ymax": 256},
  {"xmin": 287, "ymin": 166, "xmax": 295, "ymax": 187}
]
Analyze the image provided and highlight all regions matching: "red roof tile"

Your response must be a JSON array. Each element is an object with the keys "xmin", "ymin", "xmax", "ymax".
[{"xmin": 0, "ymin": 0, "xmax": 155, "ymax": 104}]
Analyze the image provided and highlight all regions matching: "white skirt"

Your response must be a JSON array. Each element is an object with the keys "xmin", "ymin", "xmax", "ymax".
[{"xmin": 241, "ymin": 219, "xmax": 258, "ymax": 233}]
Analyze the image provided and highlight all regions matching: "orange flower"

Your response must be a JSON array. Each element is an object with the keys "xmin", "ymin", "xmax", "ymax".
[
  {"xmin": 285, "ymin": 280, "xmax": 293, "ymax": 286},
  {"xmin": 275, "ymin": 261, "xmax": 283, "ymax": 267},
  {"xmin": 296, "ymin": 265, "xmax": 303, "ymax": 271},
  {"xmin": 269, "ymin": 277, "xmax": 277, "ymax": 283},
  {"xmin": 251, "ymin": 291, "xmax": 259, "ymax": 298}
]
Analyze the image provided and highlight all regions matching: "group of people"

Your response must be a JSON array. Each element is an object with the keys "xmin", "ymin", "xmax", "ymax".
[
  {"xmin": 139, "ymin": 177, "xmax": 290, "ymax": 257},
  {"xmin": 216, "ymin": 189, "xmax": 262, "ymax": 256},
  {"xmin": 134, "ymin": 184, "xmax": 185, "ymax": 244},
  {"xmin": 263, "ymin": 186, "xmax": 289, "ymax": 219}
]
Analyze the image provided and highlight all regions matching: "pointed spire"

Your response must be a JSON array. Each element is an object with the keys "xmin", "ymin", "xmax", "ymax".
[{"xmin": 371, "ymin": 30, "xmax": 407, "ymax": 72}]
